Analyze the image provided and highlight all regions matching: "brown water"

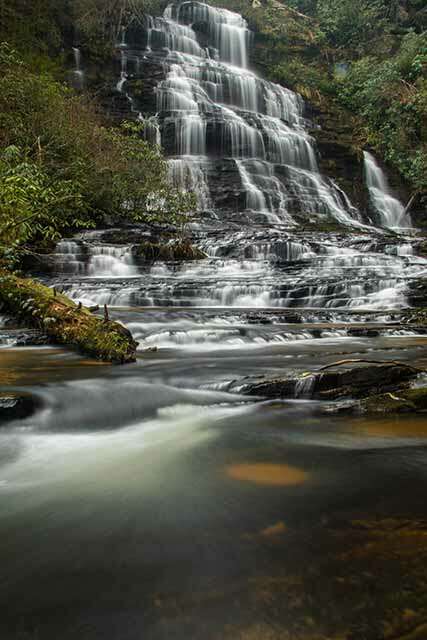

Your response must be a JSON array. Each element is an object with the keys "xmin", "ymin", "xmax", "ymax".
[{"xmin": 1, "ymin": 309, "xmax": 427, "ymax": 640}]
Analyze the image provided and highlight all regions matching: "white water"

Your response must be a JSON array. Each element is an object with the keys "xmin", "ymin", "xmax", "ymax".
[
  {"xmin": 53, "ymin": 2, "xmax": 427, "ymax": 313},
  {"xmin": 364, "ymin": 151, "xmax": 411, "ymax": 230},
  {"xmin": 53, "ymin": 243, "xmax": 137, "ymax": 278},
  {"xmin": 72, "ymin": 47, "xmax": 84, "ymax": 89},
  {"xmin": 142, "ymin": 1, "xmax": 370, "ymax": 227}
]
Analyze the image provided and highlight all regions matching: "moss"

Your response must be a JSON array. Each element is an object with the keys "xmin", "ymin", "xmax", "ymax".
[
  {"xmin": 0, "ymin": 271, "xmax": 138, "ymax": 364},
  {"xmin": 361, "ymin": 387, "xmax": 427, "ymax": 414},
  {"xmin": 133, "ymin": 239, "xmax": 207, "ymax": 262},
  {"xmin": 402, "ymin": 308, "xmax": 427, "ymax": 326}
]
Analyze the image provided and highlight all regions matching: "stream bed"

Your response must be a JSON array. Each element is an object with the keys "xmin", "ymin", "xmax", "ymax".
[{"xmin": 1, "ymin": 307, "xmax": 427, "ymax": 639}]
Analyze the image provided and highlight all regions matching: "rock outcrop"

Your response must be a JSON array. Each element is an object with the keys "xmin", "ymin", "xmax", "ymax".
[{"xmin": 235, "ymin": 361, "xmax": 420, "ymax": 400}]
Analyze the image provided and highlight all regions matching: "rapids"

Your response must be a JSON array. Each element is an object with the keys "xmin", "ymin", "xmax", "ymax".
[{"xmin": 47, "ymin": 1, "xmax": 425, "ymax": 311}]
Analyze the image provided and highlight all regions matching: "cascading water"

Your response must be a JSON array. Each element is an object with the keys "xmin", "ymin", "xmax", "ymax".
[
  {"xmin": 72, "ymin": 47, "xmax": 84, "ymax": 89},
  {"xmin": 364, "ymin": 151, "xmax": 411, "ymax": 230},
  {"xmin": 4, "ymin": 7, "xmax": 427, "ymax": 636},
  {"xmin": 53, "ymin": 242, "xmax": 137, "ymax": 278},
  {"xmin": 117, "ymin": 50, "xmax": 128, "ymax": 93},
  {"xmin": 141, "ymin": 1, "xmax": 366, "ymax": 227},
  {"xmin": 51, "ymin": 1, "xmax": 426, "ymax": 314}
]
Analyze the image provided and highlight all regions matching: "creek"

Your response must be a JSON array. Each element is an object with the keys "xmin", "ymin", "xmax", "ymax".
[{"xmin": 1, "ymin": 2, "xmax": 427, "ymax": 638}]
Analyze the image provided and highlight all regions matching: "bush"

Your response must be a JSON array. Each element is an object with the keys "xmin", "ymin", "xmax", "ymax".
[
  {"xmin": 0, "ymin": 44, "xmax": 195, "ymax": 256},
  {"xmin": 338, "ymin": 32, "xmax": 427, "ymax": 192},
  {"xmin": 271, "ymin": 58, "xmax": 337, "ymax": 98}
]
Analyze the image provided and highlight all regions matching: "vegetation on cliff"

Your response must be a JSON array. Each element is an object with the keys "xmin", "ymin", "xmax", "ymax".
[
  {"xmin": 280, "ymin": 1, "xmax": 427, "ymax": 206},
  {"xmin": 0, "ymin": 0, "xmax": 165, "ymax": 61},
  {"xmin": 0, "ymin": 43, "xmax": 195, "ymax": 265}
]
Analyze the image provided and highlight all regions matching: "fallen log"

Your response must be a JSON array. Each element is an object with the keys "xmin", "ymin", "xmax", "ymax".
[{"xmin": 0, "ymin": 271, "xmax": 138, "ymax": 364}]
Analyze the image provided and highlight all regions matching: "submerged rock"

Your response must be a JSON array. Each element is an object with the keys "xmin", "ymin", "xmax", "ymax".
[{"xmin": 0, "ymin": 393, "xmax": 39, "ymax": 423}]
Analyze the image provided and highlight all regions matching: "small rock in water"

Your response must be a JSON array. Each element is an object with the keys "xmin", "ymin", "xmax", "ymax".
[
  {"xmin": 0, "ymin": 393, "xmax": 39, "ymax": 424},
  {"xmin": 280, "ymin": 313, "xmax": 303, "ymax": 324}
]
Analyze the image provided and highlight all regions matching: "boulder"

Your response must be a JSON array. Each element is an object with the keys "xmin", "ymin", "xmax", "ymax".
[{"xmin": 237, "ymin": 362, "xmax": 420, "ymax": 401}]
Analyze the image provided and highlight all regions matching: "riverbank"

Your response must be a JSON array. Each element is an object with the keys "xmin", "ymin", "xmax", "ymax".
[{"xmin": 0, "ymin": 271, "xmax": 138, "ymax": 363}]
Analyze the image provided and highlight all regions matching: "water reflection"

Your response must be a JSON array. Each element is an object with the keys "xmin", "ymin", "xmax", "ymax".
[{"xmin": 226, "ymin": 463, "xmax": 309, "ymax": 486}]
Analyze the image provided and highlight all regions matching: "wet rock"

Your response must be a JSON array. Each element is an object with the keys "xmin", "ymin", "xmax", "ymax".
[
  {"xmin": 15, "ymin": 331, "xmax": 51, "ymax": 347},
  {"xmin": 99, "ymin": 226, "xmax": 176, "ymax": 245},
  {"xmin": 407, "ymin": 280, "xmax": 427, "ymax": 308},
  {"xmin": 133, "ymin": 239, "xmax": 207, "ymax": 262},
  {"xmin": 20, "ymin": 252, "xmax": 59, "ymax": 275},
  {"xmin": 238, "ymin": 363, "xmax": 419, "ymax": 401},
  {"xmin": 0, "ymin": 393, "xmax": 39, "ymax": 423},
  {"xmin": 247, "ymin": 313, "xmax": 273, "ymax": 325},
  {"xmin": 401, "ymin": 307, "xmax": 427, "ymax": 327},
  {"xmin": 0, "ymin": 327, "xmax": 50, "ymax": 347},
  {"xmin": 279, "ymin": 312, "xmax": 303, "ymax": 324},
  {"xmin": 347, "ymin": 328, "xmax": 380, "ymax": 338},
  {"xmin": 359, "ymin": 387, "xmax": 427, "ymax": 415}
]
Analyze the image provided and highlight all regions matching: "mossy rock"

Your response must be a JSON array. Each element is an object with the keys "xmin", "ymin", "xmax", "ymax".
[
  {"xmin": 133, "ymin": 239, "xmax": 207, "ymax": 262},
  {"xmin": 360, "ymin": 387, "xmax": 427, "ymax": 414},
  {"xmin": 0, "ymin": 271, "xmax": 138, "ymax": 364}
]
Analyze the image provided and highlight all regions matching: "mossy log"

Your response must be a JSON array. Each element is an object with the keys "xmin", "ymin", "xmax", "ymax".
[{"xmin": 0, "ymin": 271, "xmax": 138, "ymax": 364}]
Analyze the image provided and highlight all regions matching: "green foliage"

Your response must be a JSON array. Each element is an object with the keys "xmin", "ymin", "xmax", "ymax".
[
  {"xmin": 283, "ymin": 0, "xmax": 317, "ymax": 13},
  {"xmin": 271, "ymin": 58, "xmax": 336, "ymax": 97},
  {"xmin": 339, "ymin": 31, "xmax": 427, "ymax": 191},
  {"xmin": 0, "ymin": 0, "xmax": 69, "ymax": 58},
  {"xmin": 0, "ymin": 146, "xmax": 86, "ymax": 247},
  {"xmin": 99, "ymin": 122, "xmax": 196, "ymax": 226},
  {"xmin": 316, "ymin": 0, "xmax": 389, "ymax": 51},
  {"xmin": 0, "ymin": 45, "xmax": 196, "ymax": 262},
  {"xmin": 71, "ymin": 0, "xmax": 166, "ymax": 61}
]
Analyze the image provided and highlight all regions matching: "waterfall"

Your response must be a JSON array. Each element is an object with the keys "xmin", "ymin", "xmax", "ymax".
[
  {"xmin": 53, "ymin": 243, "xmax": 137, "ymax": 277},
  {"xmin": 138, "ymin": 1, "xmax": 369, "ymax": 228},
  {"xmin": 116, "ymin": 51, "xmax": 128, "ymax": 92},
  {"xmin": 120, "ymin": 26, "xmax": 127, "ymax": 47},
  {"xmin": 57, "ymin": 1, "xmax": 426, "ymax": 313},
  {"xmin": 363, "ymin": 151, "xmax": 411, "ymax": 230},
  {"xmin": 140, "ymin": 114, "xmax": 162, "ymax": 146},
  {"xmin": 168, "ymin": 157, "xmax": 211, "ymax": 210},
  {"xmin": 72, "ymin": 47, "xmax": 84, "ymax": 89}
]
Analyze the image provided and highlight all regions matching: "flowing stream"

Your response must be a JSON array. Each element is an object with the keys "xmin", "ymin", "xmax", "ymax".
[{"xmin": 1, "ymin": 3, "xmax": 427, "ymax": 638}]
